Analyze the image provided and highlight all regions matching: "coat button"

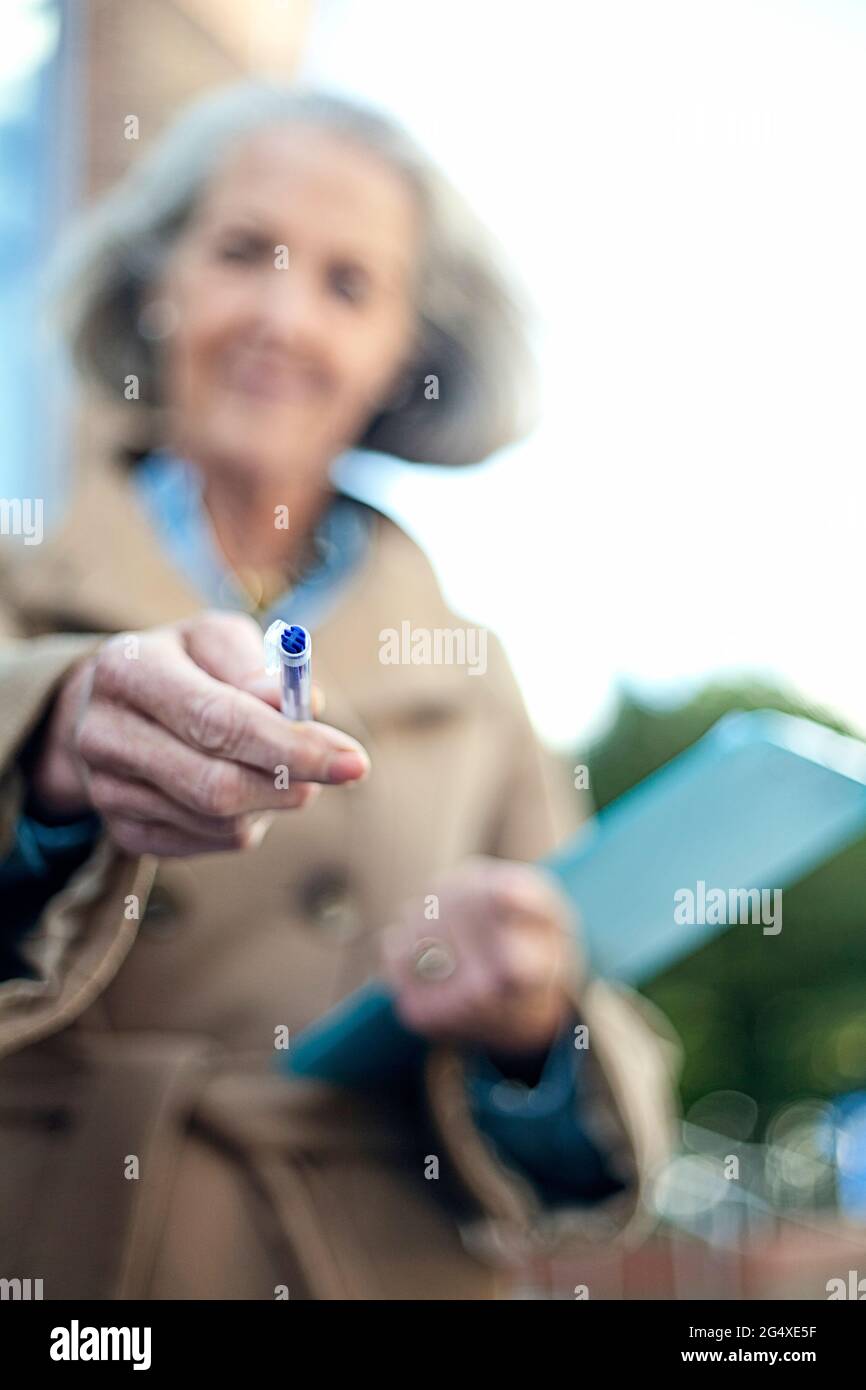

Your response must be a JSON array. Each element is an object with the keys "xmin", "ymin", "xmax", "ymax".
[
  {"xmin": 41, "ymin": 1107, "xmax": 72, "ymax": 1133},
  {"xmin": 141, "ymin": 883, "xmax": 182, "ymax": 937},
  {"xmin": 297, "ymin": 869, "xmax": 363, "ymax": 943}
]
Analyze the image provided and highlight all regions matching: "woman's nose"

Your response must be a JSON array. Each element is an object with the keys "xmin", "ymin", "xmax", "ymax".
[{"xmin": 257, "ymin": 269, "xmax": 324, "ymax": 347}]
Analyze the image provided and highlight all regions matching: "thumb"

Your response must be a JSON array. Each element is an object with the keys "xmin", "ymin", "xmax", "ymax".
[{"xmin": 178, "ymin": 610, "xmax": 271, "ymax": 691}]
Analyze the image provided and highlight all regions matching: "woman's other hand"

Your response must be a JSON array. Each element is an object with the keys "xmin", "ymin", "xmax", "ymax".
[
  {"xmin": 28, "ymin": 610, "xmax": 369, "ymax": 857},
  {"xmin": 381, "ymin": 856, "xmax": 576, "ymax": 1056}
]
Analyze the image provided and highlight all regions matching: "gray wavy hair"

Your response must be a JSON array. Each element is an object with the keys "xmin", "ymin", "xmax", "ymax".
[{"xmin": 50, "ymin": 82, "xmax": 538, "ymax": 467}]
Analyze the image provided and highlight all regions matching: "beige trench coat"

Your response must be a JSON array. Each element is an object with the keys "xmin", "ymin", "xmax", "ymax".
[{"xmin": 0, "ymin": 437, "xmax": 681, "ymax": 1300}]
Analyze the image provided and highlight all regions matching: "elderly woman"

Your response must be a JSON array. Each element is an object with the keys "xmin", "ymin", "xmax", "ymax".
[{"xmin": 0, "ymin": 85, "xmax": 678, "ymax": 1300}]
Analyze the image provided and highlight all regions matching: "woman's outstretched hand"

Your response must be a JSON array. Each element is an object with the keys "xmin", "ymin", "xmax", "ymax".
[
  {"xmin": 29, "ymin": 610, "xmax": 370, "ymax": 857},
  {"xmin": 381, "ymin": 855, "xmax": 576, "ymax": 1057}
]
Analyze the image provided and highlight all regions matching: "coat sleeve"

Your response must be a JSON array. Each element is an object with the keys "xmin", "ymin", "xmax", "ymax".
[
  {"xmin": 422, "ymin": 632, "xmax": 683, "ymax": 1264},
  {"xmin": 0, "ymin": 594, "xmax": 154, "ymax": 1059}
]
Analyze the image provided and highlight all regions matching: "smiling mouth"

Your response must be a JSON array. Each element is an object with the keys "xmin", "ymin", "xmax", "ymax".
[{"xmin": 225, "ymin": 357, "xmax": 329, "ymax": 402}]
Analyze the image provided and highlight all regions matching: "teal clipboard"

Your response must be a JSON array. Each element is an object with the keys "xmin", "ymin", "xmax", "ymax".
[{"xmin": 283, "ymin": 711, "xmax": 866, "ymax": 1086}]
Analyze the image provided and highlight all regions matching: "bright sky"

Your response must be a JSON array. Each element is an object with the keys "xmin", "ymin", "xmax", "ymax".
[{"xmin": 303, "ymin": 0, "xmax": 866, "ymax": 749}]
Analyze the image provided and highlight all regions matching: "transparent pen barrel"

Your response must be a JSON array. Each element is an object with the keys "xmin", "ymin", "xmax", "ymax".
[{"xmin": 280, "ymin": 656, "xmax": 312, "ymax": 721}]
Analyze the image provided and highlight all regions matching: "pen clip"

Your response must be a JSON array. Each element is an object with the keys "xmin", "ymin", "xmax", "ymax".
[{"xmin": 263, "ymin": 619, "xmax": 288, "ymax": 676}]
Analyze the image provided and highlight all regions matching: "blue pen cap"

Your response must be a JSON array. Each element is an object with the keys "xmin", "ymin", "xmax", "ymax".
[{"xmin": 280, "ymin": 624, "xmax": 309, "ymax": 660}]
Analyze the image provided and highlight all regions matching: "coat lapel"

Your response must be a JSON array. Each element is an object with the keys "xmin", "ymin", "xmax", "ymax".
[{"xmin": 5, "ymin": 455, "xmax": 205, "ymax": 633}]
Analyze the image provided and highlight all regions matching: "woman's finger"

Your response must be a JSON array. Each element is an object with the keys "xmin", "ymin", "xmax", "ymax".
[
  {"xmin": 77, "ymin": 702, "xmax": 334, "ymax": 816},
  {"xmin": 107, "ymin": 815, "xmax": 265, "ymax": 859},
  {"xmin": 87, "ymin": 771, "xmax": 294, "ymax": 844},
  {"xmin": 91, "ymin": 634, "xmax": 369, "ymax": 783}
]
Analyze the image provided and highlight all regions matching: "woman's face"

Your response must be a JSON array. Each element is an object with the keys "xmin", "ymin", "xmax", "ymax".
[{"xmin": 154, "ymin": 125, "xmax": 421, "ymax": 483}]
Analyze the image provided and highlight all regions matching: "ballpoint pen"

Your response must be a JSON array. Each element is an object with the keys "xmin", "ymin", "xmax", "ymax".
[{"xmin": 263, "ymin": 620, "xmax": 313, "ymax": 722}]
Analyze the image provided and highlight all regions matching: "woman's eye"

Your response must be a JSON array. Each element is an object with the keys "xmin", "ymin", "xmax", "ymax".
[
  {"xmin": 328, "ymin": 264, "xmax": 371, "ymax": 305},
  {"xmin": 215, "ymin": 233, "xmax": 270, "ymax": 264}
]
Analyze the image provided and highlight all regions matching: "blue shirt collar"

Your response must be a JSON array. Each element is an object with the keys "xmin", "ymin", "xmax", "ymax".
[{"xmin": 132, "ymin": 450, "xmax": 373, "ymax": 632}]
